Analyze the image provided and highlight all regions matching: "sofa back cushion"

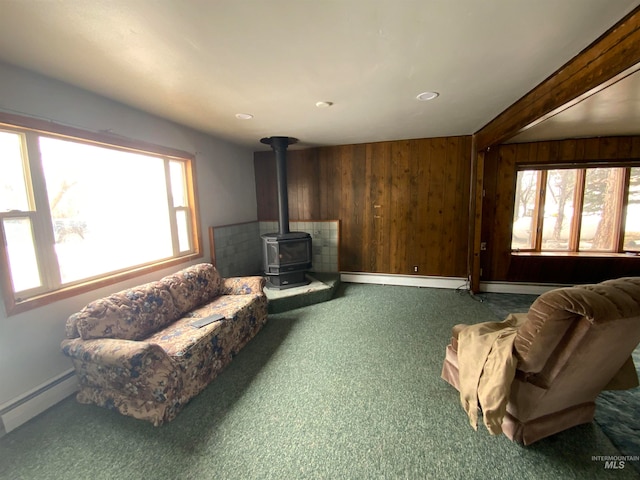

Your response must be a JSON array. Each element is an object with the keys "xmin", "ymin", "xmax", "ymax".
[
  {"xmin": 65, "ymin": 312, "xmax": 82, "ymax": 339},
  {"xmin": 75, "ymin": 281, "xmax": 180, "ymax": 341},
  {"xmin": 160, "ymin": 263, "xmax": 223, "ymax": 316}
]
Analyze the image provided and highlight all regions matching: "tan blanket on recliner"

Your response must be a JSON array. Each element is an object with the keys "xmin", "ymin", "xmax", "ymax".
[
  {"xmin": 457, "ymin": 313, "xmax": 527, "ymax": 435},
  {"xmin": 457, "ymin": 313, "xmax": 639, "ymax": 435}
]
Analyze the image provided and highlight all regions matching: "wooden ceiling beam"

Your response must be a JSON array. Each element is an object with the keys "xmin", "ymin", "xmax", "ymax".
[{"xmin": 475, "ymin": 6, "xmax": 640, "ymax": 151}]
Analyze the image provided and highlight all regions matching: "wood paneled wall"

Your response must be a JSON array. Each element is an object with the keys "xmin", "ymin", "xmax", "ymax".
[
  {"xmin": 482, "ymin": 136, "xmax": 640, "ymax": 283},
  {"xmin": 255, "ymin": 136, "xmax": 472, "ymax": 276}
]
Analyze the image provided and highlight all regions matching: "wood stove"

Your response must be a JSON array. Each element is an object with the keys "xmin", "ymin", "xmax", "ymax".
[
  {"xmin": 260, "ymin": 136, "xmax": 312, "ymax": 289},
  {"xmin": 262, "ymin": 231, "xmax": 312, "ymax": 288}
]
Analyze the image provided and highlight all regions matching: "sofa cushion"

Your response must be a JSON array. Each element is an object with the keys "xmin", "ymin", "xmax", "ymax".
[
  {"xmin": 65, "ymin": 312, "xmax": 82, "ymax": 339},
  {"xmin": 160, "ymin": 263, "xmax": 223, "ymax": 315},
  {"xmin": 148, "ymin": 294, "xmax": 262, "ymax": 357},
  {"xmin": 76, "ymin": 281, "xmax": 179, "ymax": 341}
]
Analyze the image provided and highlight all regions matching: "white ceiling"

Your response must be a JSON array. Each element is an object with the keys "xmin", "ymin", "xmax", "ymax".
[{"xmin": 0, "ymin": 0, "xmax": 638, "ymax": 151}]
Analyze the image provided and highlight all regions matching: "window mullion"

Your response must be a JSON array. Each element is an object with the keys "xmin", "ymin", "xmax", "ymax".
[
  {"xmin": 164, "ymin": 158, "xmax": 180, "ymax": 256},
  {"xmin": 183, "ymin": 160, "xmax": 198, "ymax": 254},
  {"xmin": 616, "ymin": 168, "xmax": 631, "ymax": 252},
  {"xmin": 570, "ymin": 169, "xmax": 586, "ymax": 252},
  {"xmin": 533, "ymin": 170, "xmax": 546, "ymax": 251},
  {"xmin": 176, "ymin": 206, "xmax": 193, "ymax": 252},
  {"xmin": 24, "ymin": 133, "xmax": 62, "ymax": 290}
]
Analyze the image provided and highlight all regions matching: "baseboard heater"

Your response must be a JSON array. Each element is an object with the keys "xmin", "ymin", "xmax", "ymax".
[
  {"xmin": 479, "ymin": 281, "xmax": 566, "ymax": 295},
  {"xmin": 340, "ymin": 272, "xmax": 565, "ymax": 295},
  {"xmin": 340, "ymin": 272, "xmax": 467, "ymax": 290},
  {"xmin": 0, "ymin": 369, "xmax": 78, "ymax": 437}
]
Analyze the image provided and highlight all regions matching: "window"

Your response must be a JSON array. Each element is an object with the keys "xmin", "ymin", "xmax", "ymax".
[
  {"xmin": 511, "ymin": 164, "xmax": 640, "ymax": 253},
  {"xmin": 0, "ymin": 117, "xmax": 200, "ymax": 315}
]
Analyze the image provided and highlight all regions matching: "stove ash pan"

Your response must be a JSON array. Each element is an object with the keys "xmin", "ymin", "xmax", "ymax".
[{"xmin": 261, "ymin": 232, "xmax": 312, "ymax": 274}]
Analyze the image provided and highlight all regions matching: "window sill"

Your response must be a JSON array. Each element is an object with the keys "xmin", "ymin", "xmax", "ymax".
[
  {"xmin": 511, "ymin": 251, "xmax": 640, "ymax": 258},
  {"xmin": 3, "ymin": 252, "xmax": 202, "ymax": 317}
]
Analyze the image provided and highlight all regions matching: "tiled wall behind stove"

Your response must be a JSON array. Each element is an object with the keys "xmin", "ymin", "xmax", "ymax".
[
  {"xmin": 259, "ymin": 220, "xmax": 339, "ymax": 273},
  {"xmin": 212, "ymin": 222, "xmax": 262, "ymax": 278},
  {"xmin": 212, "ymin": 220, "xmax": 340, "ymax": 278}
]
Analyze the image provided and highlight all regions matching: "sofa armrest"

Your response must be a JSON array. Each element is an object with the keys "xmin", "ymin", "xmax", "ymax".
[
  {"xmin": 222, "ymin": 276, "xmax": 266, "ymax": 295},
  {"xmin": 61, "ymin": 337, "xmax": 170, "ymax": 370}
]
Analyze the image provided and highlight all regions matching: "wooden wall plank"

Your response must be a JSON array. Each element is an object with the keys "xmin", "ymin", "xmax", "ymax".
[
  {"xmin": 287, "ymin": 150, "xmax": 300, "ymax": 220},
  {"xmin": 470, "ymin": 148, "xmax": 484, "ymax": 290},
  {"xmin": 301, "ymin": 149, "xmax": 316, "ymax": 218},
  {"xmin": 374, "ymin": 142, "xmax": 392, "ymax": 273},
  {"xmin": 389, "ymin": 140, "xmax": 410, "ymax": 273},
  {"xmin": 492, "ymin": 144, "xmax": 517, "ymax": 279},
  {"xmin": 349, "ymin": 144, "xmax": 367, "ymax": 270},
  {"xmin": 362, "ymin": 144, "xmax": 374, "ymax": 271},
  {"xmin": 438, "ymin": 139, "xmax": 452, "ymax": 275},
  {"xmin": 407, "ymin": 140, "xmax": 423, "ymax": 273},
  {"xmin": 413, "ymin": 140, "xmax": 430, "ymax": 273},
  {"xmin": 330, "ymin": 150, "xmax": 343, "ymax": 225},
  {"xmin": 424, "ymin": 139, "xmax": 444, "ymax": 275},
  {"xmin": 454, "ymin": 137, "xmax": 473, "ymax": 276},
  {"xmin": 438, "ymin": 137, "xmax": 468, "ymax": 277},
  {"xmin": 317, "ymin": 147, "xmax": 331, "ymax": 220},
  {"xmin": 340, "ymin": 145, "xmax": 356, "ymax": 269},
  {"xmin": 253, "ymin": 151, "xmax": 276, "ymax": 220}
]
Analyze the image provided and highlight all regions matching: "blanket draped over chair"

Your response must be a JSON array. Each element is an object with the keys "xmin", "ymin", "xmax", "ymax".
[{"xmin": 458, "ymin": 314, "xmax": 525, "ymax": 434}]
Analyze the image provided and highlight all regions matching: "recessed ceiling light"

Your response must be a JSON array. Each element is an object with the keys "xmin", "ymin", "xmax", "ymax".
[
  {"xmin": 235, "ymin": 113, "xmax": 253, "ymax": 120},
  {"xmin": 416, "ymin": 91, "xmax": 439, "ymax": 101},
  {"xmin": 315, "ymin": 101, "xmax": 333, "ymax": 108}
]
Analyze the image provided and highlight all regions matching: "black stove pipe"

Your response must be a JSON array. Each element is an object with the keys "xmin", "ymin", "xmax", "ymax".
[{"xmin": 260, "ymin": 136, "xmax": 298, "ymax": 236}]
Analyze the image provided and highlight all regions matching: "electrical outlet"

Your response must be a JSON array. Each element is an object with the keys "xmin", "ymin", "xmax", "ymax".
[{"xmin": 413, "ymin": 265, "xmax": 419, "ymax": 273}]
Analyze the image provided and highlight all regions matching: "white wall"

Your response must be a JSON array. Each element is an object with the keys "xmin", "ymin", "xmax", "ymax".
[{"xmin": 0, "ymin": 62, "xmax": 258, "ymax": 408}]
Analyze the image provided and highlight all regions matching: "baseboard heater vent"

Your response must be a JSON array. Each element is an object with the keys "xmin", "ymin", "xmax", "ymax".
[
  {"xmin": 479, "ymin": 281, "xmax": 566, "ymax": 295},
  {"xmin": 341, "ymin": 272, "xmax": 467, "ymax": 290},
  {"xmin": 341, "ymin": 272, "xmax": 567, "ymax": 295},
  {"xmin": 0, "ymin": 369, "xmax": 78, "ymax": 437}
]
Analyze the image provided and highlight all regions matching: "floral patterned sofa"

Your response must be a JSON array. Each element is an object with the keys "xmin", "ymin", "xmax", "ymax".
[{"xmin": 61, "ymin": 263, "xmax": 268, "ymax": 426}]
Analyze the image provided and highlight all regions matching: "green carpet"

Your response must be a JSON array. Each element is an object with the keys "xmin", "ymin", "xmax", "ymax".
[{"xmin": 0, "ymin": 284, "xmax": 637, "ymax": 479}]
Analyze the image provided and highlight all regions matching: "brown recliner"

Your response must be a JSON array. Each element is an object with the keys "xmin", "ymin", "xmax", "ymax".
[{"xmin": 441, "ymin": 277, "xmax": 640, "ymax": 445}]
